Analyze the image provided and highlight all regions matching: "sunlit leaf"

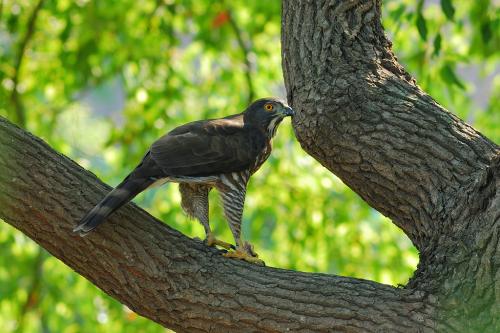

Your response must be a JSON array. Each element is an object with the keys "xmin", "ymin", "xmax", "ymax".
[{"xmin": 390, "ymin": 4, "xmax": 406, "ymax": 21}]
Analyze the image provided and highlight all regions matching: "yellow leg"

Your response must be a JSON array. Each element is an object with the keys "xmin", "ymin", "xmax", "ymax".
[
  {"xmin": 223, "ymin": 240, "xmax": 265, "ymax": 266},
  {"xmin": 205, "ymin": 232, "xmax": 234, "ymax": 250}
]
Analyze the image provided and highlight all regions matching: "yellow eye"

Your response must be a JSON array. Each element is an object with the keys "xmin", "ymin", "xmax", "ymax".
[{"xmin": 264, "ymin": 103, "xmax": 274, "ymax": 111}]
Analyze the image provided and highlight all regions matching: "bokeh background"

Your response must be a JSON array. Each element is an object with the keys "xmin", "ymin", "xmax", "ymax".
[{"xmin": 0, "ymin": 0, "xmax": 498, "ymax": 332}]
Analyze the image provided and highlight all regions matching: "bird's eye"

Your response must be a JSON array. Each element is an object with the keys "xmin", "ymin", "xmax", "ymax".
[{"xmin": 264, "ymin": 103, "xmax": 274, "ymax": 111}]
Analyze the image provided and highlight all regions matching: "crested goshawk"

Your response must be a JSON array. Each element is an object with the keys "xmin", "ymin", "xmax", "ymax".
[{"xmin": 74, "ymin": 97, "xmax": 294, "ymax": 264}]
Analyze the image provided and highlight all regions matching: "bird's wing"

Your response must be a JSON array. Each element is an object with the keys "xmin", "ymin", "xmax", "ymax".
[{"xmin": 150, "ymin": 117, "xmax": 262, "ymax": 176}]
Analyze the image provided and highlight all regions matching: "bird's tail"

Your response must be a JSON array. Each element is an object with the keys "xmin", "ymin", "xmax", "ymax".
[{"xmin": 73, "ymin": 177, "xmax": 154, "ymax": 236}]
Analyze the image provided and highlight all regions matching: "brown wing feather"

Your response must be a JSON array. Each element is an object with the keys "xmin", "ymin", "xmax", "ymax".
[{"xmin": 150, "ymin": 115, "xmax": 265, "ymax": 176}]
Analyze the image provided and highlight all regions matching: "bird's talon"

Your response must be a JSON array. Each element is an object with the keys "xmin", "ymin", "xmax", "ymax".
[
  {"xmin": 223, "ymin": 247, "xmax": 265, "ymax": 266},
  {"xmin": 204, "ymin": 234, "xmax": 234, "ymax": 250},
  {"xmin": 241, "ymin": 241, "xmax": 258, "ymax": 257}
]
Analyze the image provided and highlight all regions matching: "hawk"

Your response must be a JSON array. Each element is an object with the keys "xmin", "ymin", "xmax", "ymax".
[{"xmin": 74, "ymin": 97, "xmax": 294, "ymax": 265}]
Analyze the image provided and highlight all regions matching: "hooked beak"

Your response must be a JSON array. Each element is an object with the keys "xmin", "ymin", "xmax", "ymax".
[{"xmin": 282, "ymin": 105, "xmax": 295, "ymax": 117}]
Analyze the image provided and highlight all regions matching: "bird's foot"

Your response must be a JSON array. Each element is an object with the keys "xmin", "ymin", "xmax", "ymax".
[
  {"xmin": 223, "ymin": 242, "xmax": 265, "ymax": 266},
  {"xmin": 205, "ymin": 233, "xmax": 235, "ymax": 250}
]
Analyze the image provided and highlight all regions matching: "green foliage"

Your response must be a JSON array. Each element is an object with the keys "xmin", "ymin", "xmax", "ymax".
[
  {"xmin": 384, "ymin": 0, "xmax": 500, "ymax": 142},
  {"xmin": 0, "ymin": 0, "xmax": 498, "ymax": 332},
  {"xmin": 440, "ymin": 0, "xmax": 455, "ymax": 21}
]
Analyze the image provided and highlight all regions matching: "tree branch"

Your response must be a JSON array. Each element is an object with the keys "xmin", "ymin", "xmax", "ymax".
[{"xmin": 0, "ymin": 116, "xmax": 433, "ymax": 332}]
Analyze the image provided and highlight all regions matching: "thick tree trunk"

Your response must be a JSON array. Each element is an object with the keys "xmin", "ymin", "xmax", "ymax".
[
  {"xmin": 281, "ymin": 0, "xmax": 499, "ymax": 332},
  {"xmin": 0, "ymin": 1, "xmax": 498, "ymax": 332}
]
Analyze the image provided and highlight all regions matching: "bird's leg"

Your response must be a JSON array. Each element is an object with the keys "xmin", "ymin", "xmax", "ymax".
[
  {"xmin": 180, "ymin": 183, "xmax": 234, "ymax": 250},
  {"xmin": 219, "ymin": 183, "xmax": 265, "ymax": 266},
  {"xmin": 194, "ymin": 195, "xmax": 233, "ymax": 250}
]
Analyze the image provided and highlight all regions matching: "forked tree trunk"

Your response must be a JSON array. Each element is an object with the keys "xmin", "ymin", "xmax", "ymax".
[
  {"xmin": 0, "ymin": 0, "xmax": 498, "ymax": 332},
  {"xmin": 282, "ymin": 0, "xmax": 499, "ymax": 331}
]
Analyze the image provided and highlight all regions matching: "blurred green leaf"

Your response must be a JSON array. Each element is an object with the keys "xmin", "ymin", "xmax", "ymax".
[
  {"xmin": 390, "ymin": 4, "xmax": 406, "ymax": 21},
  {"xmin": 440, "ymin": 63, "xmax": 466, "ymax": 90},
  {"xmin": 480, "ymin": 20, "xmax": 492, "ymax": 43},
  {"xmin": 440, "ymin": 0, "xmax": 455, "ymax": 21},
  {"xmin": 416, "ymin": 13, "xmax": 427, "ymax": 41},
  {"xmin": 433, "ymin": 32, "xmax": 442, "ymax": 56}
]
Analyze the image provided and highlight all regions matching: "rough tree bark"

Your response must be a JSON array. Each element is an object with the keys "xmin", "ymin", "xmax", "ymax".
[
  {"xmin": 0, "ymin": 1, "xmax": 498, "ymax": 332},
  {"xmin": 282, "ymin": 0, "xmax": 499, "ymax": 331}
]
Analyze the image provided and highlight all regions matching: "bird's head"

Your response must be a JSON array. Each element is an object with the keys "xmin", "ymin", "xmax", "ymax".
[{"xmin": 244, "ymin": 97, "xmax": 294, "ymax": 138}]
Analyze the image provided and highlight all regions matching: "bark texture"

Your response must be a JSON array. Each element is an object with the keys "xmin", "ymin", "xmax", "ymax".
[
  {"xmin": 0, "ymin": 0, "xmax": 498, "ymax": 332},
  {"xmin": 281, "ymin": 0, "xmax": 499, "ymax": 332}
]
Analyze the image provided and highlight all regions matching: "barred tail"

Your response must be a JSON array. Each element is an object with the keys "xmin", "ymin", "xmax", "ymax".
[{"xmin": 73, "ymin": 177, "xmax": 154, "ymax": 236}]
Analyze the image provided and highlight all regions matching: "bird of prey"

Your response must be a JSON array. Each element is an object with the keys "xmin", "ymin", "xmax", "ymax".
[{"xmin": 74, "ymin": 97, "xmax": 294, "ymax": 265}]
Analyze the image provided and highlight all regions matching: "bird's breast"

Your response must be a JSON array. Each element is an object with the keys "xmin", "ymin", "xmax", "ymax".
[{"xmin": 250, "ymin": 140, "xmax": 272, "ymax": 174}]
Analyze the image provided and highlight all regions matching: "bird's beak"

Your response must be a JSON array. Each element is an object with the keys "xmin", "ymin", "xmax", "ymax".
[{"xmin": 282, "ymin": 105, "xmax": 295, "ymax": 117}]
